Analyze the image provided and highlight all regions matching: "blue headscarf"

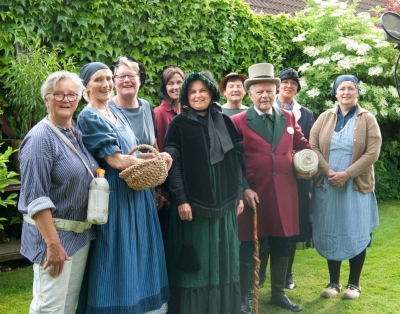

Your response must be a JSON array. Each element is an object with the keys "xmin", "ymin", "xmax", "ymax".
[
  {"xmin": 80, "ymin": 62, "xmax": 109, "ymax": 87},
  {"xmin": 330, "ymin": 75, "xmax": 359, "ymax": 95}
]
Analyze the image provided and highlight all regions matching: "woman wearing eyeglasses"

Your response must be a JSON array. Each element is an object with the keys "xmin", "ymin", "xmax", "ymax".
[
  {"xmin": 110, "ymin": 56, "xmax": 168, "ymax": 213},
  {"xmin": 18, "ymin": 71, "xmax": 98, "ymax": 313},
  {"xmin": 110, "ymin": 56, "xmax": 159, "ymax": 150}
]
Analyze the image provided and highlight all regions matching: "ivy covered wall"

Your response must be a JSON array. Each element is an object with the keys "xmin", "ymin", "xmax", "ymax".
[{"xmin": 0, "ymin": 0, "xmax": 302, "ymax": 103}]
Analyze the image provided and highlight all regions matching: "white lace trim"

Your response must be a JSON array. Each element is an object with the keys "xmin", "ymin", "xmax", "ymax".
[{"xmin": 143, "ymin": 302, "xmax": 168, "ymax": 314}]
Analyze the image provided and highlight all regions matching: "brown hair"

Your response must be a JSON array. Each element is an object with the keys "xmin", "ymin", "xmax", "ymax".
[
  {"xmin": 162, "ymin": 66, "xmax": 184, "ymax": 85},
  {"xmin": 224, "ymin": 76, "xmax": 245, "ymax": 90}
]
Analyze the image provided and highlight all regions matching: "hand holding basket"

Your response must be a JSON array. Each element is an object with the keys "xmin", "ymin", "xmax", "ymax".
[{"xmin": 119, "ymin": 144, "xmax": 168, "ymax": 191}]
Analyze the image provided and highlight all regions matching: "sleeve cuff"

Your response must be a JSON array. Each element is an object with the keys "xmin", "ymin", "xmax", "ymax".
[
  {"xmin": 243, "ymin": 178, "xmax": 250, "ymax": 191},
  {"xmin": 27, "ymin": 197, "xmax": 56, "ymax": 218},
  {"xmin": 98, "ymin": 145, "xmax": 123, "ymax": 159},
  {"xmin": 174, "ymin": 188, "xmax": 189, "ymax": 206}
]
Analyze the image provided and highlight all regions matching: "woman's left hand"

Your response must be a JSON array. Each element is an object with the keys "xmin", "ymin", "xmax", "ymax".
[
  {"xmin": 178, "ymin": 203, "xmax": 192, "ymax": 221},
  {"xmin": 159, "ymin": 152, "xmax": 173, "ymax": 170},
  {"xmin": 327, "ymin": 170, "xmax": 350, "ymax": 187},
  {"xmin": 236, "ymin": 200, "xmax": 244, "ymax": 216}
]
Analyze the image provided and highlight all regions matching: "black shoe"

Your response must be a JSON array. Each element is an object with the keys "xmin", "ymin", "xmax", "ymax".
[
  {"xmin": 286, "ymin": 272, "xmax": 296, "ymax": 290},
  {"xmin": 258, "ymin": 273, "xmax": 267, "ymax": 289},
  {"xmin": 269, "ymin": 294, "xmax": 302, "ymax": 312},
  {"xmin": 240, "ymin": 292, "xmax": 252, "ymax": 314}
]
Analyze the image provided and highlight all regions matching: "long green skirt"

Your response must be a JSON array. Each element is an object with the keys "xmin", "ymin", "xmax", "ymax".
[{"xmin": 167, "ymin": 204, "xmax": 241, "ymax": 314}]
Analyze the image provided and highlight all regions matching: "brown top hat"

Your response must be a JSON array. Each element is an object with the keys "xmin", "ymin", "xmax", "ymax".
[
  {"xmin": 244, "ymin": 63, "xmax": 281, "ymax": 90},
  {"xmin": 218, "ymin": 72, "xmax": 248, "ymax": 94}
]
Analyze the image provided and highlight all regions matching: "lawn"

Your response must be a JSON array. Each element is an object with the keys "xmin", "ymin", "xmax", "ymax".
[{"xmin": 0, "ymin": 200, "xmax": 399, "ymax": 313}]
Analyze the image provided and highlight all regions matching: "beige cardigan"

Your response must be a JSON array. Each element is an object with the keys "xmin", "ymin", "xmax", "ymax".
[{"xmin": 310, "ymin": 104, "xmax": 382, "ymax": 193}]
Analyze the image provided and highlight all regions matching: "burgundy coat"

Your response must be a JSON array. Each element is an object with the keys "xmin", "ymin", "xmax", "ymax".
[
  {"xmin": 154, "ymin": 100, "xmax": 177, "ymax": 152},
  {"xmin": 231, "ymin": 105, "xmax": 311, "ymax": 240}
]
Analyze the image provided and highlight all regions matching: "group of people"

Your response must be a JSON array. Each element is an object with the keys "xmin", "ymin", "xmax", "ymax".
[{"xmin": 18, "ymin": 56, "xmax": 381, "ymax": 314}]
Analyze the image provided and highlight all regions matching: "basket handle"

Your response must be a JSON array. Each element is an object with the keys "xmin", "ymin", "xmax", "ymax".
[{"xmin": 127, "ymin": 144, "xmax": 161, "ymax": 157}]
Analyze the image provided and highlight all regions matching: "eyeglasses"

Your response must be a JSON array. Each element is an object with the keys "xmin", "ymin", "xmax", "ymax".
[
  {"xmin": 114, "ymin": 74, "xmax": 138, "ymax": 81},
  {"xmin": 281, "ymin": 81, "xmax": 298, "ymax": 87},
  {"xmin": 48, "ymin": 93, "xmax": 79, "ymax": 102}
]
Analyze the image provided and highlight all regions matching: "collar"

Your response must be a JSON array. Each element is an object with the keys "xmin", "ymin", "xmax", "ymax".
[
  {"xmin": 273, "ymin": 96, "xmax": 302, "ymax": 121},
  {"xmin": 254, "ymin": 105, "xmax": 273, "ymax": 116},
  {"xmin": 160, "ymin": 99, "xmax": 176, "ymax": 112},
  {"xmin": 221, "ymin": 103, "xmax": 248, "ymax": 109}
]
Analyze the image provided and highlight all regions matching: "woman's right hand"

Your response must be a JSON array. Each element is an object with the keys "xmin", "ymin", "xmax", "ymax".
[
  {"xmin": 178, "ymin": 203, "xmax": 192, "ymax": 221},
  {"xmin": 33, "ymin": 209, "xmax": 71, "ymax": 277},
  {"xmin": 44, "ymin": 243, "xmax": 71, "ymax": 277}
]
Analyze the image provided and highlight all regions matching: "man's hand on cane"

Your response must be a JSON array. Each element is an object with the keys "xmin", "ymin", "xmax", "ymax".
[{"xmin": 244, "ymin": 189, "xmax": 259, "ymax": 210}]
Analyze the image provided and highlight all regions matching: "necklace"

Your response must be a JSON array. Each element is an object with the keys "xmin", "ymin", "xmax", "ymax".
[
  {"xmin": 103, "ymin": 106, "xmax": 112, "ymax": 118},
  {"xmin": 89, "ymin": 102, "xmax": 117, "ymax": 123}
]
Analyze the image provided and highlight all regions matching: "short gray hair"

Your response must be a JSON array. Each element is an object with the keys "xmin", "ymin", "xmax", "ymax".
[{"xmin": 41, "ymin": 71, "xmax": 84, "ymax": 99}]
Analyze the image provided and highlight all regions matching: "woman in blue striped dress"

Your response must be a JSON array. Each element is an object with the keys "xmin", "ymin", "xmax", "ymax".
[
  {"xmin": 18, "ymin": 71, "xmax": 98, "ymax": 314},
  {"xmin": 310, "ymin": 75, "xmax": 381, "ymax": 300},
  {"xmin": 75, "ymin": 62, "xmax": 172, "ymax": 314}
]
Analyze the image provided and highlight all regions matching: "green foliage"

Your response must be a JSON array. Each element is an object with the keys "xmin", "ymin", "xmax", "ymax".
[
  {"xmin": 290, "ymin": 0, "xmax": 398, "ymax": 201},
  {"xmin": 0, "ymin": 0, "xmax": 301, "ymax": 107},
  {"xmin": 4, "ymin": 41, "xmax": 77, "ymax": 139},
  {"xmin": 0, "ymin": 144, "xmax": 19, "ymax": 230},
  {"xmin": 0, "ymin": 0, "xmax": 398, "ymax": 200}
]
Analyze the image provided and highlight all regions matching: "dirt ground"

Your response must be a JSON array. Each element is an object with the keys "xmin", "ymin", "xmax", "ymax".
[{"xmin": 0, "ymin": 258, "xmax": 32, "ymax": 273}]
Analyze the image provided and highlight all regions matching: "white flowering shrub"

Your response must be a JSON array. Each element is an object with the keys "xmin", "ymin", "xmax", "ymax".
[
  {"xmin": 291, "ymin": 0, "xmax": 400, "ymax": 200},
  {"xmin": 293, "ymin": 0, "xmax": 400, "ymax": 121}
]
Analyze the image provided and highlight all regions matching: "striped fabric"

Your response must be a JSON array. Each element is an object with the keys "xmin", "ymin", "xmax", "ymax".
[
  {"xmin": 75, "ymin": 104, "xmax": 169, "ymax": 314},
  {"xmin": 312, "ymin": 113, "xmax": 379, "ymax": 260},
  {"xmin": 18, "ymin": 118, "xmax": 98, "ymax": 263}
]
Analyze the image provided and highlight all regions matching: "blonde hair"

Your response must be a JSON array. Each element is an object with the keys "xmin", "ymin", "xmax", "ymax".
[{"xmin": 112, "ymin": 56, "xmax": 140, "ymax": 75}]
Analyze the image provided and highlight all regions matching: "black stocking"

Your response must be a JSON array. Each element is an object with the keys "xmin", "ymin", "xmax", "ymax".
[
  {"xmin": 348, "ymin": 249, "xmax": 366, "ymax": 287},
  {"xmin": 327, "ymin": 259, "xmax": 342, "ymax": 285}
]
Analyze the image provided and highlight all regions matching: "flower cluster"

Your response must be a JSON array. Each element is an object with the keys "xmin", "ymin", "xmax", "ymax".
[{"xmin": 292, "ymin": 0, "xmax": 400, "ymax": 120}]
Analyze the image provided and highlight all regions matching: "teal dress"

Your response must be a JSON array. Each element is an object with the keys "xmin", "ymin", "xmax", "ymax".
[
  {"xmin": 164, "ymin": 108, "xmax": 242, "ymax": 314},
  {"xmin": 312, "ymin": 111, "xmax": 379, "ymax": 261},
  {"xmin": 76, "ymin": 103, "xmax": 169, "ymax": 314},
  {"xmin": 167, "ymin": 171, "xmax": 240, "ymax": 314}
]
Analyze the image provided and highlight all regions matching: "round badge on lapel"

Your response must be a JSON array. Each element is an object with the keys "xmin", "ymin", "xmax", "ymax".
[{"xmin": 287, "ymin": 127, "xmax": 294, "ymax": 134}]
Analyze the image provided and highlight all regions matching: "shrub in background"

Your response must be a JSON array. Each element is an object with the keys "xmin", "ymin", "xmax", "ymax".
[
  {"xmin": 0, "ymin": 144, "xmax": 19, "ymax": 242},
  {"xmin": 292, "ymin": 0, "xmax": 399, "ymax": 200},
  {"xmin": 4, "ymin": 41, "xmax": 77, "ymax": 139}
]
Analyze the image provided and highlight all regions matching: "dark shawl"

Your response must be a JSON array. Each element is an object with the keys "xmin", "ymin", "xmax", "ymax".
[{"xmin": 164, "ymin": 104, "xmax": 245, "ymax": 218}]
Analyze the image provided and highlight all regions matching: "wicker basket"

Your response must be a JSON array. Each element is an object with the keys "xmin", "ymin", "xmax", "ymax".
[{"xmin": 119, "ymin": 144, "xmax": 168, "ymax": 191}]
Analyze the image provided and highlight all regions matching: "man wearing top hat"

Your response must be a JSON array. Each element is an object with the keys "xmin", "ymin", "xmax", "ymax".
[{"xmin": 231, "ymin": 63, "xmax": 315, "ymax": 313}]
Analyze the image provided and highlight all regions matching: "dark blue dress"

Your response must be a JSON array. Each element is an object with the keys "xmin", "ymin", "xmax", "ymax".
[{"xmin": 76, "ymin": 103, "xmax": 169, "ymax": 314}]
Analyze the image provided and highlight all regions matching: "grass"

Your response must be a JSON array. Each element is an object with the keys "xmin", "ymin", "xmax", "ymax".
[{"xmin": 0, "ymin": 200, "xmax": 399, "ymax": 313}]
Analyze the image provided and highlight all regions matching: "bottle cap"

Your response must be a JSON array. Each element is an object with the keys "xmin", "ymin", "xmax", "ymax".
[{"xmin": 96, "ymin": 168, "xmax": 106, "ymax": 177}]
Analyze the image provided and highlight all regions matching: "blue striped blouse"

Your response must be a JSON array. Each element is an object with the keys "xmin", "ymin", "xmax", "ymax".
[{"xmin": 18, "ymin": 118, "xmax": 98, "ymax": 263}]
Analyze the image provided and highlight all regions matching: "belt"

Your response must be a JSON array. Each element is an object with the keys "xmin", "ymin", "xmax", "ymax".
[{"xmin": 23, "ymin": 214, "xmax": 92, "ymax": 234}]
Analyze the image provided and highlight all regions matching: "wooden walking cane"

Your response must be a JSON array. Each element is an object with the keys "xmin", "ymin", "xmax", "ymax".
[{"xmin": 253, "ymin": 206, "xmax": 261, "ymax": 314}]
